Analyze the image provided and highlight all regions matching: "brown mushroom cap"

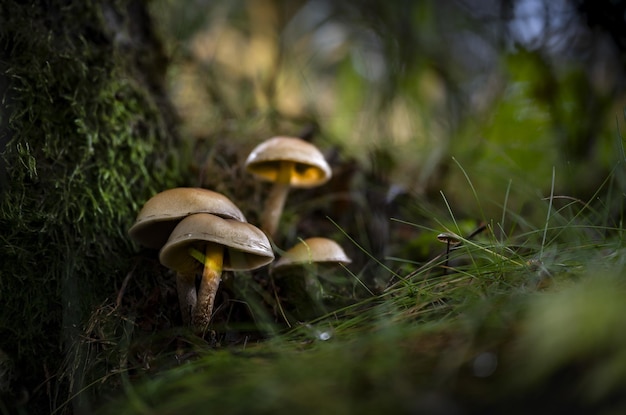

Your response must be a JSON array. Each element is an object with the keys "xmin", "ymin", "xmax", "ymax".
[
  {"xmin": 244, "ymin": 136, "xmax": 332, "ymax": 188},
  {"xmin": 273, "ymin": 237, "xmax": 351, "ymax": 271},
  {"xmin": 129, "ymin": 188, "xmax": 246, "ymax": 250},
  {"xmin": 159, "ymin": 213, "xmax": 274, "ymax": 274},
  {"xmin": 436, "ymin": 232, "xmax": 462, "ymax": 246}
]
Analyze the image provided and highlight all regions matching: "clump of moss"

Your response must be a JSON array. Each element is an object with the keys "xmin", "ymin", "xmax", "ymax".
[{"xmin": 0, "ymin": 1, "xmax": 185, "ymax": 413}]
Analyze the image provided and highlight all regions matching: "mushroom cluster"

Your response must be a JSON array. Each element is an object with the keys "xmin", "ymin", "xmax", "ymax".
[
  {"xmin": 129, "ymin": 135, "xmax": 352, "ymax": 333},
  {"xmin": 244, "ymin": 137, "xmax": 352, "ymax": 321},
  {"xmin": 129, "ymin": 188, "xmax": 274, "ymax": 331}
]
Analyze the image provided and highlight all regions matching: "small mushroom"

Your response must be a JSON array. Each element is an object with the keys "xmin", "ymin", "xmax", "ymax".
[
  {"xmin": 160, "ymin": 213, "xmax": 274, "ymax": 331},
  {"xmin": 128, "ymin": 188, "xmax": 247, "ymax": 324},
  {"xmin": 273, "ymin": 237, "xmax": 352, "ymax": 270},
  {"xmin": 245, "ymin": 137, "xmax": 332, "ymax": 237},
  {"xmin": 436, "ymin": 232, "xmax": 462, "ymax": 272},
  {"xmin": 272, "ymin": 237, "xmax": 351, "ymax": 320},
  {"xmin": 436, "ymin": 232, "xmax": 462, "ymax": 247}
]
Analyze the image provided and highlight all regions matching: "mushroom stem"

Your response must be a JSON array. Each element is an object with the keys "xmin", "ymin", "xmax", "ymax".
[
  {"xmin": 191, "ymin": 243, "xmax": 224, "ymax": 330},
  {"xmin": 260, "ymin": 161, "xmax": 293, "ymax": 237},
  {"xmin": 176, "ymin": 272, "xmax": 197, "ymax": 325}
]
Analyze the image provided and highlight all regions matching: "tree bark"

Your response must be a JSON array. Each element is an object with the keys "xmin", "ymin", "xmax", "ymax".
[{"xmin": 0, "ymin": 1, "xmax": 182, "ymax": 413}]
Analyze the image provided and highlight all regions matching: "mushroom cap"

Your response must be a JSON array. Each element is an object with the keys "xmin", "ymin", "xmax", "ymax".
[
  {"xmin": 244, "ymin": 136, "xmax": 332, "ymax": 188},
  {"xmin": 436, "ymin": 232, "xmax": 462, "ymax": 246},
  {"xmin": 129, "ymin": 188, "xmax": 246, "ymax": 250},
  {"xmin": 159, "ymin": 213, "xmax": 274, "ymax": 274},
  {"xmin": 273, "ymin": 237, "xmax": 351, "ymax": 271}
]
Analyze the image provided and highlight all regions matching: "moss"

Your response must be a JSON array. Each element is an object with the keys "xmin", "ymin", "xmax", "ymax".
[{"xmin": 0, "ymin": 1, "xmax": 185, "ymax": 412}]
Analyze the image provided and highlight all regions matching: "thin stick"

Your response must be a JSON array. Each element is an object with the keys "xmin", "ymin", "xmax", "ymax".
[
  {"xmin": 540, "ymin": 166, "xmax": 556, "ymax": 259},
  {"xmin": 115, "ymin": 263, "xmax": 136, "ymax": 310},
  {"xmin": 176, "ymin": 273, "xmax": 196, "ymax": 325}
]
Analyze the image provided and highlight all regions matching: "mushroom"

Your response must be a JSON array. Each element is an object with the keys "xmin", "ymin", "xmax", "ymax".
[
  {"xmin": 273, "ymin": 237, "xmax": 352, "ymax": 270},
  {"xmin": 436, "ymin": 232, "xmax": 462, "ymax": 273},
  {"xmin": 160, "ymin": 213, "xmax": 274, "ymax": 331},
  {"xmin": 128, "ymin": 187, "xmax": 247, "ymax": 249},
  {"xmin": 272, "ymin": 237, "xmax": 351, "ymax": 320},
  {"xmin": 128, "ymin": 188, "xmax": 247, "ymax": 324},
  {"xmin": 244, "ymin": 136, "xmax": 332, "ymax": 237}
]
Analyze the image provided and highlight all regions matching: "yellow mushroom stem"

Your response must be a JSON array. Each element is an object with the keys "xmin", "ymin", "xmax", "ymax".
[
  {"xmin": 176, "ymin": 272, "xmax": 197, "ymax": 325},
  {"xmin": 260, "ymin": 161, "xmax": 294, "ymax": 238},
  {"xmin": 189, "ymin": 244, "xmax": 224, "ymax": 331}
]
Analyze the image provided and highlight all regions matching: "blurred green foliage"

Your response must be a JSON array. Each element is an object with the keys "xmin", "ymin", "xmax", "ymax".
[{"xmin": 149, "ymin": 0, "xmax": 626, "ymax": 223}]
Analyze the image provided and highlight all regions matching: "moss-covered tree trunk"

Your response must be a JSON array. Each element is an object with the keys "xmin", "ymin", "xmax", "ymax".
[{"xmin": 0, "ymin": 1, "xmax": 183, "ymax": 413}]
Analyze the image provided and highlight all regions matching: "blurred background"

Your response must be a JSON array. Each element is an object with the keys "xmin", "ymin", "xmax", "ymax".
[
  {"xmin": 146, "ymin": 0, "xmax": 626, "ymax": 279},
  {"xmin": 4, "ymin": 2, "xmax": 626, "ymax": 413}
]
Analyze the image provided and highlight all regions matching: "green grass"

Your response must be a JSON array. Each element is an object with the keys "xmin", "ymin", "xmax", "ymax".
[{"xmin": 88, "ymin": 157, "xmax": 626, "ymax": 415}]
